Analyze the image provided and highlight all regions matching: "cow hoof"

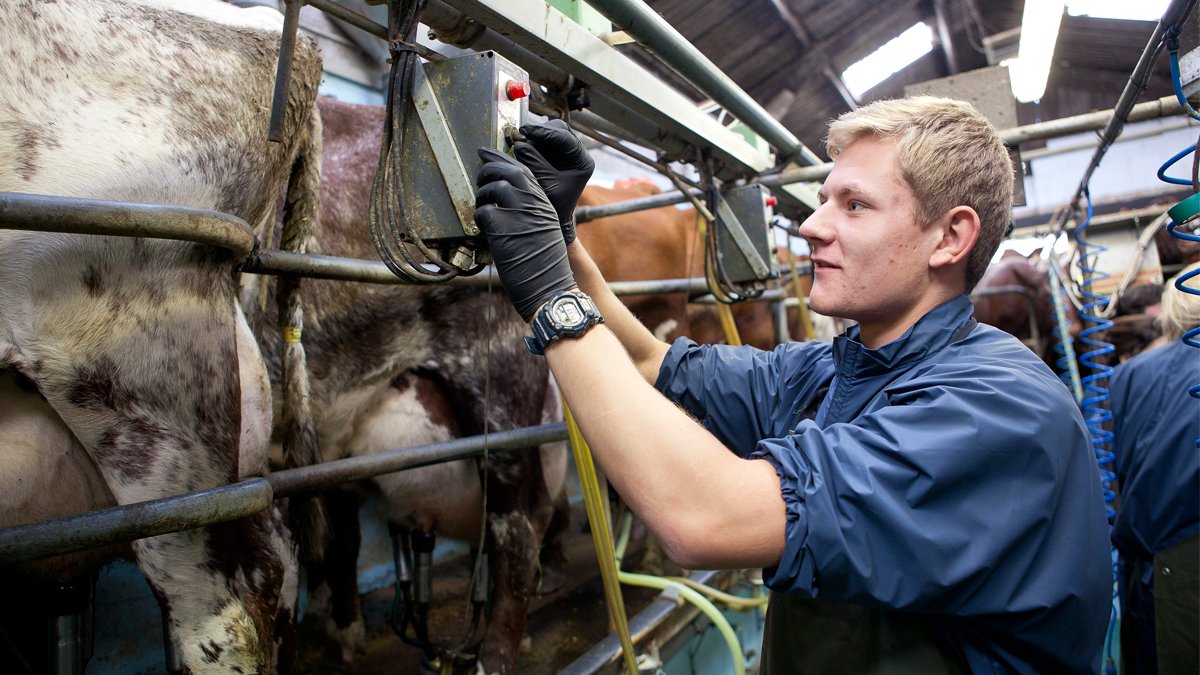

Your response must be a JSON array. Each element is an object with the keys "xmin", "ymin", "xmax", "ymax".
[{"xmin": 330, "ymin": 618, "xmax": 366, "ymax": 663}]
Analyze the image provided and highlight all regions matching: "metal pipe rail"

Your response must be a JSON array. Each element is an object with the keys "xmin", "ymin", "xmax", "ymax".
[
  {"xmin": 0, "ymin": 193, "xmax": 807, "ymax": 299},
  {"xmin": 432, "ymin": 0, "xmax": 774, "ymax": 178},
  {"xmin": 0, "ymin": 423, "xmax": 568, "ymax": 566},
  {"xmin": 760, "ymin": 95, "xmax": 1189, "ymax": 187},
  {"xmin": 583, "ymin": 0, "xmax": 821, "ymax": 166},
  {"xmin": 0, "ymin": 192, "xmax": 257, "ymax": 258},
  {"xmin": 575, "ymin": 188, "xmax": 701, "ymax": 223}
]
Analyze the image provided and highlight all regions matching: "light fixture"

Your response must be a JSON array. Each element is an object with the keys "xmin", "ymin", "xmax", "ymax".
[
  {"xmin": 841, "ymin": 22, "xmax": 934, "ymax": 99},
  {"xmin": 1067, "ymin": 0, "xmax": 1168, "ymax": 22},
  {"xmin": 1008, "ymin": 0, "xmax": 1065, "ymax": 103}
]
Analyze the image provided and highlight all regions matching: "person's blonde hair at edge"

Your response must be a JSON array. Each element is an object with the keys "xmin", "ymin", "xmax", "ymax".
[
  {"xmin": 1158, "ymin": 261, "xmax": 1200, "ymax": 341},
  {"xmin": 825, "ymin": 96, "xmax": 1014, "ymax": 291}
]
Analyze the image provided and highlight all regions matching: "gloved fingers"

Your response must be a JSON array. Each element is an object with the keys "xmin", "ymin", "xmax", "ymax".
[
  {"xmin": 476, "ymin": 156, "xmax": 537, "ymax": 192},
  {"xmin": 514, "ymin": 141, "xmax": 554, "ymax": 175},
  {"xmin": 474, "ymin": 180, "xmax": 525, "ymax": 211},
  {"xmin": 519, "ymin": 120, "xmax": 594, "ymax": 171}
]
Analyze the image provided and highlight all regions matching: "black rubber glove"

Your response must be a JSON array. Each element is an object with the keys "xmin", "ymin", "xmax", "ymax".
[
  {"xmin": 474, "ymin": 148, "xmax": 576, "ymax": 322},
  {"xmin": 514, "ymin": 119, "xmax": 595, "ymax": 245}
]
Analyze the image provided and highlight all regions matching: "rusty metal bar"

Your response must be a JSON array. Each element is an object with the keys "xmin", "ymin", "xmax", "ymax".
[
  {"xmin": 268, "ymin": 0, "xmax": 304, "ymax": 142},
  {"xmin": 269, "ymin": 422, "xmax": 568, "ymax": 497},
  {"xmin": 0, "ymin": 479, "xmax": 274, "ymax": 567},
  {"xmin": 0, "ymin": 424, "xmax": 569, "ymax": 566},
  {"xmin": 0, "ymin": 192, "xmax": 256, "ymax": 257},
  {"xmin": 575, "ymin": 189, "xmax": 700, "ymax": 223}
]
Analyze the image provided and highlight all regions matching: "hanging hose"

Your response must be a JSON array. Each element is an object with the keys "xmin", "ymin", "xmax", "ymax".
[
  {"xmin": 785, "ymin": 234, "xmax": 817, "ymax": 341},
  {"xmin": 1157, "ymin": 144, "xmax": 1198, "ymax": 186},
  {"xmin": 1166, "ymin": 217, "xmax": 1200, "ymax": 416},
  {"xmin": 1073, "ymin": 191, "xmax": 1119, "ymax": 521},
  {"xmin": 613, "ymin": 513, "xmax": 749, "ymax": 675},
  {"xmin": 1048, "ymin": 261, "xmax": 1085, "ymax": 404},
  {"xmin": 563, "ymin": 402, "xmax": 640, "ymax": 675}
]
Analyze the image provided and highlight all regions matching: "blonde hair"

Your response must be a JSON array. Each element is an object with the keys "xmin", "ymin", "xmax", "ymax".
[
  {"xmin": 1158, "ymin": 261, "xmax": 1200, "ymax": 341},
  {"xmin": 825, "ymin": 96, "xmax": 1014, "ymax": 290}
]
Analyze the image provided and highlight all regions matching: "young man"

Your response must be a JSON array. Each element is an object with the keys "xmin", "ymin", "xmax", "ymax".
[
  {"xmin": 474, "ymin": 97, "xmax": 1110, "ymax": 673},
  {"xmin": 1109, "ymin": 262, "xmax": 1200, "ymax": 675}
]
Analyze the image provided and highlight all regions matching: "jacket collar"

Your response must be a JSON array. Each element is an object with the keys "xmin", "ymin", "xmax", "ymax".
[{"xmin": 832, "ymin": 295, "xmax": 974, "ymax": 379}]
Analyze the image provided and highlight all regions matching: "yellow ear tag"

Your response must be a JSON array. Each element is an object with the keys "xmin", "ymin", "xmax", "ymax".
[{"xmin": 283, "ymin": 326, "xmax": 302, "ymax": 343}]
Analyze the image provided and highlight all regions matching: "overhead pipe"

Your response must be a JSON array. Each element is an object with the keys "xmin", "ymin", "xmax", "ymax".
[
  {"xmin": 1055, "ymin": 0, "xmax": 1197, "ymax": 232},
  {"xmin": 760, "ymin": 95, "xmax": 1189, "ymax": 188},
  {"xmin": 584, "ymin": 0, "xmax": 821, "ymax": 166}
]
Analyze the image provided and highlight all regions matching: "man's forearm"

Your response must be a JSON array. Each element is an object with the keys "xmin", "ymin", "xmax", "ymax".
[{"xmin": 567, "ymin": 240, "xmax": 670, "ymax": 383}]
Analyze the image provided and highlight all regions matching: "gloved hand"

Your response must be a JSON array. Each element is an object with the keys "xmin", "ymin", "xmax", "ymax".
[
  {"xmin": 513, "ymin": 119, "xmax": 594, "ymax": 245},
  {"xmin": 474, "ymin": 148, "xmax": 576, "ymax": 322}
]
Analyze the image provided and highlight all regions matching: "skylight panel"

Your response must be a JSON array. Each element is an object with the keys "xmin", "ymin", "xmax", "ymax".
[
  {"xmin": 841, "ymin": 22, "xmax": 935, "ymax": 100},
  {"xmin": 1067, "ymin": 0, "xmax": 1168, "ymax": 21}
]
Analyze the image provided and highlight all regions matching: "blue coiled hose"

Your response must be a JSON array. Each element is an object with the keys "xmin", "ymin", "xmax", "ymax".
[
  {"xmin": 1073, "ymin": 191, "xmax": 1118, "ymax": 521},
  {"xmin": 1167, "ymin": 219, "xmax": 1200, "ymax": 426}
]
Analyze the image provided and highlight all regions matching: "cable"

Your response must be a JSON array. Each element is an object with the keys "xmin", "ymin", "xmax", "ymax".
[{"xmin": 1073, "ymin": 191, "xmax": 1118, "ymax": 522}]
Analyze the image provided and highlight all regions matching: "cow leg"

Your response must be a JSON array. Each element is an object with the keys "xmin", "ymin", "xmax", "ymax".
[
  {"xmin": 12, "ymin": 267, "xmax": 294, "ymax": 674},
  {"xmin": 536, "ymin": 490, "xmax": 571, "ymax": 596},
  {"xmin": 309, "ymin": 488, "xmax": 367, "ymax": 663},
  {"xmin": 475, "ymin": 449, "xmax": 556, "ymax": 675}
]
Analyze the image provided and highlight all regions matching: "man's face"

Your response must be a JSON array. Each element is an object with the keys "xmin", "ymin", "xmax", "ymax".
[{"xmin": 798, "ymin": 137, "xmax": 943, "ymax": 340}]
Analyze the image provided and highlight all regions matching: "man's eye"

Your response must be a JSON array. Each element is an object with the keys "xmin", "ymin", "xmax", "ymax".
[{"xmin": 848, "ymin": 201, "xmax": 866, "ymax": 211}]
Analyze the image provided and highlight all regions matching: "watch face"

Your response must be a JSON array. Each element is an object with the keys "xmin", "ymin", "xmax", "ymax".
[{"xmin": 551, "ymin": 298, "xmax": 586, "ymax": 328}]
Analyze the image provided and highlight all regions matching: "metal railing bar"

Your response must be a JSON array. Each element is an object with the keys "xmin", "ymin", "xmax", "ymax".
[
  {"xmin": 0, "ymin": 479, "xmax": 274, "ymax": 567},
  {"xmin": 0, "ymin": 423, "xmax": 569, "ymax": 566},
  {"xmin": 0, "ymin": 192, "xmax": 256, "ymax": 258}
]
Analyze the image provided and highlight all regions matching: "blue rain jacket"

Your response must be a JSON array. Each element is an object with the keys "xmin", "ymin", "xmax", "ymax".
[
  {"xmin": 1110, "ymin": 340, "xmax": 1200, "ymax": 559},
  {"xmin": 655, "ymin": 295, "xmax": 1110, "ymax": 673}
]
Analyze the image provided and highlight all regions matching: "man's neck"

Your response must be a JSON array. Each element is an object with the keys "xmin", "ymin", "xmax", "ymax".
[{"xmin": 855, "ymin": 290, "xmax": 963, "ymax": 349}]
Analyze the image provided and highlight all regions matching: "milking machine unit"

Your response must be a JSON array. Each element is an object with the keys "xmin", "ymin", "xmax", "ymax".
[
  {"xmin": 711, "ymin": 183, "xmax": 778, "ymax": 296},
  {"xmin": 367, "ymin": 0, "xmax": 531, "ymax": 282}
]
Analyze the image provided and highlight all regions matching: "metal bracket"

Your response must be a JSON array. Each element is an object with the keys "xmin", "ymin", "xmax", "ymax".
[{"xmin": 411, "ymin": 63, "xmax": 480, "ymax": 237}]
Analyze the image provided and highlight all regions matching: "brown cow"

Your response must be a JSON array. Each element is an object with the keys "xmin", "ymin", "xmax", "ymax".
[
  {"xmin": 577, "ymin": 183, "xmax": 812, "ymax": 348},
  {"xmin": 240, "ymin": 97, "xmax": 567, "ymax": 674}
]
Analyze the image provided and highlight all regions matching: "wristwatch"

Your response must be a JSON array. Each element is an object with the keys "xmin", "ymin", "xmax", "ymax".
[{"xmin": 525, "ymin": 289, "xmax": 604, "ymax": 355}]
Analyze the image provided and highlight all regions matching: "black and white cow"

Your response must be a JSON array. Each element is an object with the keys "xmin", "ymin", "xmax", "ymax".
[
  {"xmin": 0, "ymin": 1, "xmax": 321, "ymax": 671},
  {"xmin": 240, "ymin": 96, "xmax": 569, "ymax": 674}
]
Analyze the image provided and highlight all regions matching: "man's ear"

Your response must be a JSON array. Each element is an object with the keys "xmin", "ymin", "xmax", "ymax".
[{"xmin": 929, "ymin": 206, "xmax": 980, "ymax": 270}]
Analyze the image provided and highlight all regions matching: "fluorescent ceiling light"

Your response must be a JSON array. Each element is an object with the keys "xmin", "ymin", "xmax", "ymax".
[
  {"xmin": 1067, "ymin": 0, "xmax": 1168, "ymax": 21},
  {"xmin": 841, "ymin": 22, "xmax": 934, "ymax": 99},
  {"xmin": 1009, "ymin": 1, "xmax": 1065, "ymax": 103}
]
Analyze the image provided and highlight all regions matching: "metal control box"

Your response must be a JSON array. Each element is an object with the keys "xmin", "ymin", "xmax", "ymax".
[
  {"xmin": 714, "ymin": 184, "xmax": 776, "ymax": 286},
  {"xmin": 400, "ymin": 51, "xmax": 528, "ymax": 246}
]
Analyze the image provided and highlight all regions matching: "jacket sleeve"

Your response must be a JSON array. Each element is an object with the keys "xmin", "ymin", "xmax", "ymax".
[
  {"xmin": 752, "ymin": 358, "xmax": 1108, "ymax": 617},
  {"xmin": 654, "ymin": 337, "xmax": 834, "ymax": 456}
]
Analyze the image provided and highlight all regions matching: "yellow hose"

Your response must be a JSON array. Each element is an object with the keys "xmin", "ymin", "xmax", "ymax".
[
  {"xmin": 786, "ymin": 236, "xmax": 816, "ymax": 341},
  {"xmin": 563, "ymin": 401, "xmax": 640, "ymax": 675},
  {"xmin": 694, "ymin": 211, "xmax": 743, "ymax": 345},
  {"xmin": 613, "ymin": 512, "xmax": 748, "ymax": 675}
]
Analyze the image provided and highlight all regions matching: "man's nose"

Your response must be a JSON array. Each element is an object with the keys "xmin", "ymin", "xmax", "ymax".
[{"xmin": 797, "ymin": 205, "xmax": 832, "ymax": 244}]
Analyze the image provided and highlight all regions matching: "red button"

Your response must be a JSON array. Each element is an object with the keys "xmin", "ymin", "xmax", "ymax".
[
  {"xmin": 506, "ymin": 80, "xmax": 530, "ymax": 100},
  {"xmin": 765, "ymin": 195, "xmax": 778, "ymax": 207}
]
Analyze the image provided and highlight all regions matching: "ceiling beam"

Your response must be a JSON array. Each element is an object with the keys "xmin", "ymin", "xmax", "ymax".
[
  {"xmin": 932, "ymin": 0, "xmax": 958, "ymax": 74},
  {"xmin": 774, "ymin": 0, "xmax": 924, "ymax": 121},
  {"xmin": 764, "ymin": 0, "xmax": 859, "ymax": 110}
]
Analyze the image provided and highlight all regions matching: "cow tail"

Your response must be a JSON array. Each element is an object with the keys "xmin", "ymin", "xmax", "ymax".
[{"xmin": 278, "ymin": 104, "xmax": 328, "ymax": 563}]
